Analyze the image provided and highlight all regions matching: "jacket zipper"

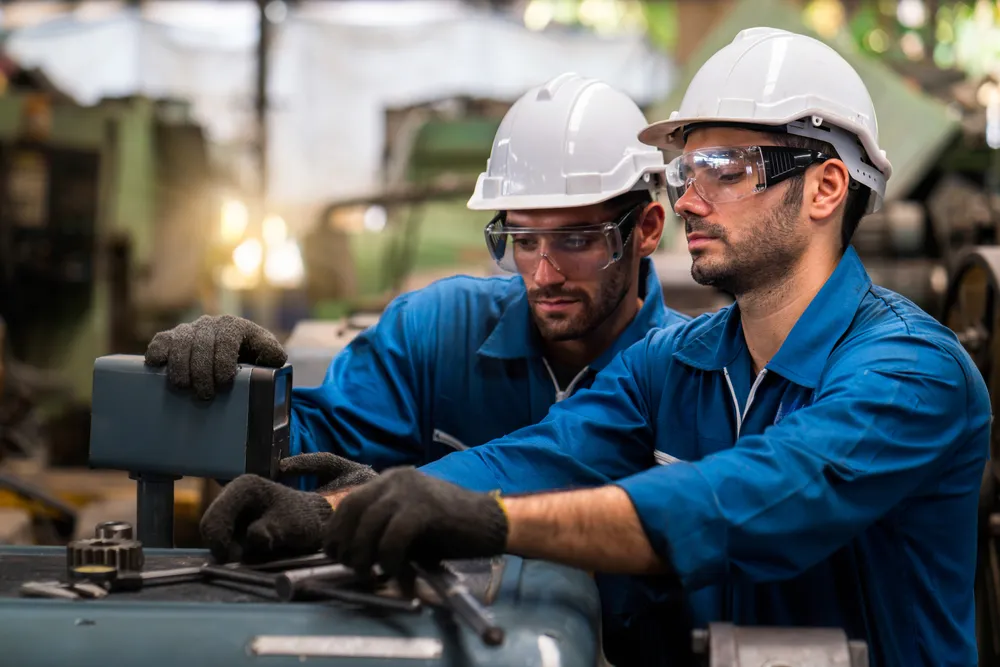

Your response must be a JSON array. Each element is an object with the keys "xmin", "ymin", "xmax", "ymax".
[
  {"xmin": 722, "ymin": 367, "xmax": 768, "ymax": 438},
  {"xmin": 542, "ymin": 358, "xmax": 590, "ymax": 403},
  {"xmin": 720, "ymin": 366, "xmax": 767, "ymax": 621},
  {"xmin": 432, "ymin": 429, "xmax": 468, "ymax": 452}
]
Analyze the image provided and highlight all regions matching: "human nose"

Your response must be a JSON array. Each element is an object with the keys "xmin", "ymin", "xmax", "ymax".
[
  {"xmin": 673, "ymin": 179, "xmax": 713, "ymax": 219},
  {"xmin": 531, "ymin": 252, "xmax": 565, "ymax": 288}
]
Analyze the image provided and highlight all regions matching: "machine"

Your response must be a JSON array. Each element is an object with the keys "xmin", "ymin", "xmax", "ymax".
[
  {"xmin": 0, "ymin": 353, "xmax": 871, "ymax": 666},
  {"xmin": 941, "ymin": 247, "xmax": 1000, "ymax": 667}
]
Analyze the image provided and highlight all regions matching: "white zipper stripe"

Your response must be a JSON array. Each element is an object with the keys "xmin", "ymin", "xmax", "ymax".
[
  {"xmin": 432, "ymin": 429, "xmax": 468, "ymax": 451},
  {"xmin": 723, "ymin": 367, "xmax": 768, "ymax": 439},
  {"xmin": 653, "ymin": 450, "xmax": 680, "ymax": 466},
  {"xmin": 542, "ymin": 358, "xmax": 590, "ymax": 403}
]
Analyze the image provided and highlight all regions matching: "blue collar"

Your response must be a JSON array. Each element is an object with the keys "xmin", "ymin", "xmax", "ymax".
[
  {"xmin": 672, "ymin": 246, "xmax": 872, "ymax": 389},
  {"xmin": 477, "ymin": 258, "xmax": 670, "ymax": 372}
]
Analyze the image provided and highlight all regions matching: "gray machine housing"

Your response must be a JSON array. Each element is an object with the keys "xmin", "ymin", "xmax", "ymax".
[
  {"xmin": 89, "ymin": 355, "xmax": 293, "ymax": 481},
  {"xmin": 283, "ymin": 314, "xmax": 380, "ymax": 388}
]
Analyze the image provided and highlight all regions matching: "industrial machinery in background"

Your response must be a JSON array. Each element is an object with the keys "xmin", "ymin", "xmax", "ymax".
[
  {"xmin": 304, "ymin": 94, "xmax": 506, "ymax": 322},
  {"xmin": 0, "ymin": 54, "xmax": 223, "ymax": 545}
]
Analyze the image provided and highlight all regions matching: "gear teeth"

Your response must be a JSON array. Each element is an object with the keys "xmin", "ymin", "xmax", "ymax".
[{"xmin": 66, "ymin": 538, "xmax": 144, "ymax": 577}]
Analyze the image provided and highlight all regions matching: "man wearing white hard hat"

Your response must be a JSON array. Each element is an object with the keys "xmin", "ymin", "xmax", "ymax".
[
  {"xmin": 323, "ymin": 28, "xmax": 990, "ymax": 665},
  {"xmin": 150, "ymin": 73, "xmax": 690, "ymax": 658}
]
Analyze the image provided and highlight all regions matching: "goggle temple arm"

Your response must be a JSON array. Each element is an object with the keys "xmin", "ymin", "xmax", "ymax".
[
  {"xmin": 758, "ymin": 146, "xmax": 831, "ymax": 189},
  {"xmin": 483, "ymin": 212, "xmax": 507, "ymax": 263}
]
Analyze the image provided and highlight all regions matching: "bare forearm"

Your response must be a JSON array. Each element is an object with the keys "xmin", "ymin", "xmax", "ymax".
[{"xmin": 503, "ymin": 485, "xmax": 668, "ymax": 574}]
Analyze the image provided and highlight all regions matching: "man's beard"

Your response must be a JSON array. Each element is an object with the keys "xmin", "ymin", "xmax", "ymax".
[
  {"xmin": 528, "ymin": 254, "xmax": 633, "ymax": 342},
  {"xmin": 687, "ymin": 186, "xmax": 807, "ymax": 296}
]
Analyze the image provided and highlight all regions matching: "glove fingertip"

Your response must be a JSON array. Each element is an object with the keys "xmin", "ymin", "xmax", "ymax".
[{"xmin": 145, "ymin": 334, "xmax": 170, "ymax": 366}]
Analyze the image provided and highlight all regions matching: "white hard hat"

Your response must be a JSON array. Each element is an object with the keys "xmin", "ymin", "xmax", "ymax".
[
  {"xmin": 468, "ymin": 72, "xmax": 666, "ymax": 211},
  {"xmin": 638, "ymin": 27, "xmax": 891, "ymax": 212}
]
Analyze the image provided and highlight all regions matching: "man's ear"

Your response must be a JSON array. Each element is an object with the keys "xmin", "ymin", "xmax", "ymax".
[
  {"xmin": 635, "ymin": 202, "xmax": 666, "ymax": 258},
  {"xmin": 808, "ymin": 159, "xmax": 851, "ymax": 221}
]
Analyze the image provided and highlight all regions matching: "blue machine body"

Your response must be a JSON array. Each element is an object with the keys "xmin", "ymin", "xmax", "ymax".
[{"xmin": 0, "ymin": 547, "xmax": 602, "ymax": 667}]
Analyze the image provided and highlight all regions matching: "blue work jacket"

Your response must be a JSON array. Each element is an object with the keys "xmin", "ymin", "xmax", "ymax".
[
  {"xmin": 289, "ymin": 258, "xmax": 687, "ymax": 464},
  {"xmin": 287, "ymin": 259, "xmax": 690, "ymax": 650},
  {"xmin": 421, "ymin": 247, "xmax": 990, "ymax": 667}
]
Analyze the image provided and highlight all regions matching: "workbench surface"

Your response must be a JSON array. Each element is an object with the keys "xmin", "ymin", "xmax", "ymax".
[{"xmin": 0, "ymin": 546, "xmax": 601, "ymax": 667}]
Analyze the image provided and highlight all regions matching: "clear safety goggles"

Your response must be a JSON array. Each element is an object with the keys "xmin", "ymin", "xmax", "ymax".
[
  {"xmin": 483, "ymin": 206, "xmax": 639, "ymax": 277},
  {"xmin": 665, "ymin": 145, "xmax": 831, "ymax": 207}
]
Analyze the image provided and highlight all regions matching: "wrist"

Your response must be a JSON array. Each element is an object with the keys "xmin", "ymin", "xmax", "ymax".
[{"xmin": 322, "ymin": 486, "xmax": 355, "ymax": 509}]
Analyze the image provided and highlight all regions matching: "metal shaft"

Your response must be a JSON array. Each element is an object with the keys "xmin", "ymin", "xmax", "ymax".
[
  {"xmin": 131, "ymin": 473, "xmax": 176, "ymax": 548},
  {"xmin": 242, "ymin": 553, "xmax": 333, "ymax": 571},
  {"xmin": 292, "ymin": 580, "xmax": 422, "ymax": 612},
  {"xmin": 415, "ymin": 564, "xmax": 505, "ymax": 646},
  {"xmin": 201, "ymin": 564, "xmax": 277, "ymax": 587},
  {"xmin": 110, "ymin": 566, "xmax": 205, "ymax": 592}
]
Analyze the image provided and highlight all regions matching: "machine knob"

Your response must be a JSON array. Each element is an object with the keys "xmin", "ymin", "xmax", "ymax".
[{"xmin": 95, "ymin": 521, "xmax": 134, "ymax": 540}]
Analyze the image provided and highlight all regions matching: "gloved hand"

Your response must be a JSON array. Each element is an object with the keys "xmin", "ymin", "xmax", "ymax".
[
  {"xmin": 144, "ymin": 315, "xmax": 287, "ymax": 400},
  {"xmin": 279, "ymin": 452, "xmax": 378, "ymax": 493},
  {"xmin": 201, "ymin": 452, "xmax": 378, "ymax": 563},
  {"xmin": 323, "ymin": 467, "xmax": 508, "ymax": 578}
]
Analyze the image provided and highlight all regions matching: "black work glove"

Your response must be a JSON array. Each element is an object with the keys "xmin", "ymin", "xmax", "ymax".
[
  {"xmin": 201, "ymin": 452, "xmax": 377, "ymax": 563},
  {"xmin": 145, "ymin": 315, "xmax": 287, "ymax": 400},
  {"xmin": 280, "ymin": 452, "xmax": 378, "ymax": 493},
  {"xmin": 323, "ymin": 467, "xmax": 508, "ymax": 578}
]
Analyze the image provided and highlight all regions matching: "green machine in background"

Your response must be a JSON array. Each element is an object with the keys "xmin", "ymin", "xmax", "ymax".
[
  {"xmin": 0, "ymin": 89, "xmax": 217, "ymax": 404},
  {"xmin": 305, "ymin": 97, "xmax": 506, "ymax": 320},
  {"xmin": 0, "ymin": 69, "xmax": 219, "ymax": 470}
]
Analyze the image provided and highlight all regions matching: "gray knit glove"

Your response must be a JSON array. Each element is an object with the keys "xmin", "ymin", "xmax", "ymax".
[{"xmin": 144, "ymin": 315, "xmax": 287, "ymax": 400}]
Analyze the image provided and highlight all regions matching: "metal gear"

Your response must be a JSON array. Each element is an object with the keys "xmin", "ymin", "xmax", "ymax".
[{"xmin": 66, "ymin": 538, "xmax": 144, "ymax": 576}]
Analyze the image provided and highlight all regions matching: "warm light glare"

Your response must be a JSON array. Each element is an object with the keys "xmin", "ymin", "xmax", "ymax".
[
  {"xmin": 232, "ymin": 238, "xmax": 264, "ymax": 276},
  {"xmin": 219, "ymin": 264, "xmax": 259, "ymax": 291},
  {"xmin": 804, "ymin": 0, "xmax": 845, "ymax": 39},
  {"xmin": 523, "ymin": 0, "xmax": 553, "ymax": 31},
  {"xmin": 363, "ymin": 205, "xmax": 387, "ymax": 232},
  {"xmin": 220, "ymin": 199, "xmax": 249, "ymax": 244},
  {"xmin": 262, "ymin": 214, "xmax": 288, "ymax": 246},
  {"xmin": 866, "ymin": 28, "xmax": 889, "ymax": 53},
  {"xmin": 978, "ymin": 81, "xmax": 1000, "ymax": 108},
  {"xmin": 578, "ymin": 0, "xmax": 622, "ymax": 32},
  {"xmin": 897, "ymin": 0, "xmax": 927, "ymax": 29},
  {"xmin": 900, "ymin": 31, "xmax": 925, "ymax": 60},
  {"xmin": 264, "ymin": 240, "xmax": 305, "ymax": 288}
]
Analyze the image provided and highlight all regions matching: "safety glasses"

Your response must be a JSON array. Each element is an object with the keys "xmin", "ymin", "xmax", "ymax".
[
  {"xmin": 483, "ymin": 206, "xmax": 639, "ymax": 277},
  {"xmin": 665, "ymin": 145, "xmax": 831, "ymax": 207}
]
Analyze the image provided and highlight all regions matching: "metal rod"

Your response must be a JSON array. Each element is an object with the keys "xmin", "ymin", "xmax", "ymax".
[
  {"xmin": 296, "ymin": 581, "xmax": 422, "ymax": 612},
  {"xmin": 131, "ymin": 473, "xmax": 176, "ymax": 548},
  {"xmin": 415, "ymin": 563, "xmax": 505, "ymax": 646},
  {"xmin": 201, "ymin": 564, "xmax": 277, "ymax": 587},
  {"xmin": 240, "ymin": 553, "xmax": 333, "ymax": 571},
  {"xmin": 111, "ymin": 566, "xmax": 205, "ymax": 592}
]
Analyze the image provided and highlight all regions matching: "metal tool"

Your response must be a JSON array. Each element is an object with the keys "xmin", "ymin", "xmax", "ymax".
[
  {"xmin": 414, "ymin": 563, "xmax": 505, "ymax": 646},
  {"xmin": 20, "ymin": 580, "xmax": 109, "ymax": 600},
  {"xmin": 201, "ymin": 564, "xmax": 277, "ymax": 587},
  {"xmin": 269, "ymin": 563, "xmax": 420, "ymax": 612},
  {"xmin": 95, "ymin": 521, "xmax": 134, "ymax": 540},
  {"xmin": 240, "ymin": 552, "xmax": 333, "ymax": 571},
  {"xmin": 105, "ymin": 566, "xmax": 205, "ymax": 592}
]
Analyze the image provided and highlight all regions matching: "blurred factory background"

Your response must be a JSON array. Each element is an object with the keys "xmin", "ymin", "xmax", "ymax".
[{"xmin": 0, "ymin": 0, "xmax": 998, "ymax": 548}]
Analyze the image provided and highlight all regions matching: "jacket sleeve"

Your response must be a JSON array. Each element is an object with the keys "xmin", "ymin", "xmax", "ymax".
[
  {"xmin": 420, "ymin": 329, "xmax": 669, "ymax": 493},
  {"xmin": 289, "ymin": 294, "xmax": 430, "ymax": 473},
  {"xmin": 615, "ymin": 332, "xmax": 988, "ymax": 591}
]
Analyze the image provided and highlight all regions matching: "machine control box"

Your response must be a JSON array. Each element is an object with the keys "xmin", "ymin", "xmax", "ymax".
[{"xmin": 88, "ymin": 354, "xmax": 292, "ymax": 480}]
